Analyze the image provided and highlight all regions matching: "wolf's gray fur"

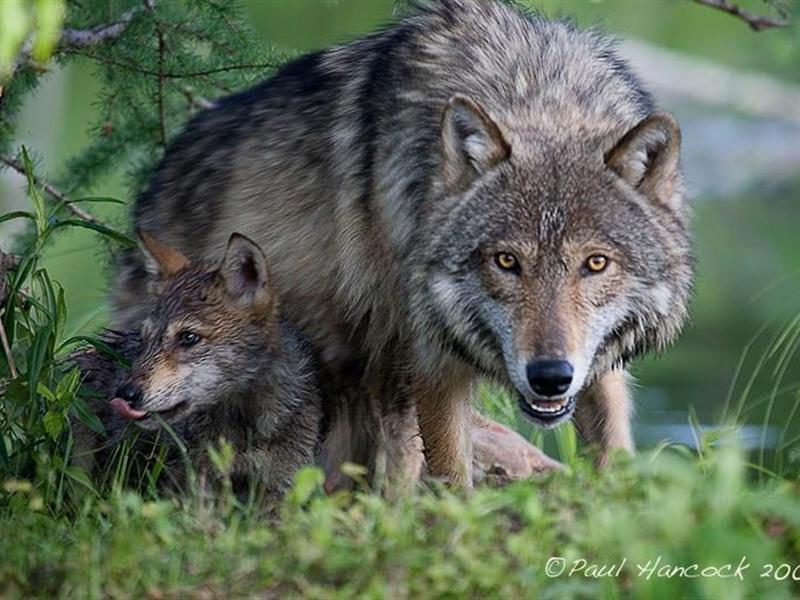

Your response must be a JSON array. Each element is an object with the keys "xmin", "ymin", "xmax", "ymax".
[
  {"xmin": 75, "ymin": 234, "xmax": 322, "ymax": 497},
  {"xmin": 112, "ymin": 0, "xmax": 693, "ymax": 486}
]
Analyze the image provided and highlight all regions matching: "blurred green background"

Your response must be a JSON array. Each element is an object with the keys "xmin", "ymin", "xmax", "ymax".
[{"xmin": 2, "ymin": 0, "xmax": 799, "ymax": 457}]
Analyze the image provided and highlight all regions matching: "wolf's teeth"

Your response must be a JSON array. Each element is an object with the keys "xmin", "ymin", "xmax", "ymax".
[{"xmin": 530, "ymin": 403, "xmax": 563, "ymax": 413}]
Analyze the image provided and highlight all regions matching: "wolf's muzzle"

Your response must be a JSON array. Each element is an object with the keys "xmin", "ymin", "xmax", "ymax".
[{"xmin": 112, "ymin": 383, "xmax": 147, "ymax": 420}]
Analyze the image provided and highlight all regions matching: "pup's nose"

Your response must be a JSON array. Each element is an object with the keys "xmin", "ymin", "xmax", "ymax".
[
  {"xmin": 526, "ymin": 359, "xmax": 573, "ymax": 397},
  {"xmin": 115, "ymin": 383, "xmax": 142, "ymax": 406}
]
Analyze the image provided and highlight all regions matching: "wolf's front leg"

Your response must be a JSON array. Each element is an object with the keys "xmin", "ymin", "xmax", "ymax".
[
  {"xmin": 414, "ymin": 367, "xmax": 474, "ymax": 488},
  {"xmin": 573, "ymin": 369, "xmax": 634, "ymax": 466}
]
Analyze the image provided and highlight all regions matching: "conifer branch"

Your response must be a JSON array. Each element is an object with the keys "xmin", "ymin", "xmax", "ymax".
[
  {"xmin": 62, "ymin": 51, "xmax": 279, "ymax": 80},
  {"xmin": 59, "ymin": 11, "xmax": 140, "ymax": 49},
  {"xmin": 12, "ymin": 4, "xmax": 152, "ymax": 76}
]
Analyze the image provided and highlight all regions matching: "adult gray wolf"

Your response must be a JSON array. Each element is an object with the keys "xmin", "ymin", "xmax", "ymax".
[
  {"xmin": 74, "ymin": 233, "xmax": 322, "ymax": 498},
  {"xmin": 112, "ymin": 0, "xmax": 693, "ymax": 487}
]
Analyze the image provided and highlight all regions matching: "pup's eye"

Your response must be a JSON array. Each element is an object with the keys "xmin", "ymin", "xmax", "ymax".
[
  {"xmin": 494, "ymin": 252, "xmax": 520, "ymax": 273},
  {"xmin": 177, "ymin": 330, "xmax": 201, "ymax": 347},
  {"xmin": 584, "ymin": 254, "xmax": 609, "ymax": 274}
]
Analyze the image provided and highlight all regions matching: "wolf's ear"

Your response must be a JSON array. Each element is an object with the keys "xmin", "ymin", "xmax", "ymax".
[
  {"xmin": 219, "ymin": 233, "xmax": 272, "ymax": 311},
  {"xmin": 441, "ymin": 94, "xmax": 510, "ymax": 191},
  {"xmin": 605, "ymin": 113, "xmax": 682, "ymax": 211},
  {"xmin": 138, "ymin": 231, "xmax": 190, "ymax": 279}
]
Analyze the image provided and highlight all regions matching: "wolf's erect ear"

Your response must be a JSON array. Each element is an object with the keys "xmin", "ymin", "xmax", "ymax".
[
  {"xmin": 441, "ymin": 94, "xmax": 510, "ymax": 191},
  {"xmin": 605, "ymin": 113, "xmax": 682, "ymax": 212},
  {"xmin": 138, "ymin": 230, "xmax": 190, "ymax": 279},
  {"xmin": 219, "ymin": 233, "xmax": 272, "ymax": 311}
]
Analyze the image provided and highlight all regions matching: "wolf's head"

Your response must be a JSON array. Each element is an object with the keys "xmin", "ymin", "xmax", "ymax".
[
  {"xmin": 417, "ymin": 95, "xmax": 693, "ymax": 427},
  {"xmin": 111, "ymin": 232, "xmax": 277, "ymax": 430}
]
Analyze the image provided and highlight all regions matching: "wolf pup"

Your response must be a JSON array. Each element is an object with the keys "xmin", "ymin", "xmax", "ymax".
[
  {"xmin": 113, "ymin": 0, "xmax": 693, "ymax": 487},
  {"xmin": 74, "ymin": 232, "xmax": 321, "ymax": 497}
]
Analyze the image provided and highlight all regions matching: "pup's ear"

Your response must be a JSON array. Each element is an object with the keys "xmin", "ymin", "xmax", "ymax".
[
  {"xmin": 138, "ymin": 230, "xmax": 190, "ymax": 279},
  {"xmin": 605, "ymin": 113, "xmax": 682, "ymax": 212},
  {"xmin": 441, "ymin": 94, "xmax": 510, "ymax": 191},
  {"xmin": 219, "ymin": 233, "xmax": 272, "ymax": 311}
]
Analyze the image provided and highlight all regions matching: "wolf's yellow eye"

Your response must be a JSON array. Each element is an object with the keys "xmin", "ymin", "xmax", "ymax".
[
  {"xmin": 495, "ymin": 252, "xmax": 519, "ymax": 273},
  {"xmin": 585, "ymin": 254, "xmax": 609, "ymax": 274}
]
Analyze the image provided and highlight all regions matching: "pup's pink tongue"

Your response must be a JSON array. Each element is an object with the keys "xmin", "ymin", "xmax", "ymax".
[{"xmin": 110, "ymin": 397, "xmax": 148, "ymax": 420}]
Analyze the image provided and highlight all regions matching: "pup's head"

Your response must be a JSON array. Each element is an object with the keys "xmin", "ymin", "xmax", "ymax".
[
  {"xmin": 111, "ymin": 232, "xmax": 276, "ymax": 429},
  {"xmin": 420, "ymin": 95, "xmax": 693, "ymax": 427}
]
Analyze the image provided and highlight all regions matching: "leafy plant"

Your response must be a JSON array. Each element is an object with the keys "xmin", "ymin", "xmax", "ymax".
[{"xmin": 0, "ymin": 148, "xmax": 132, "ymax": 510}]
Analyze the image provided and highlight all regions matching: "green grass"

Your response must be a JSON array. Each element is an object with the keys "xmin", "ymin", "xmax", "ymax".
[{"xmin": 2, "ymin": 445, "xmax": 800, "ymax": 598}]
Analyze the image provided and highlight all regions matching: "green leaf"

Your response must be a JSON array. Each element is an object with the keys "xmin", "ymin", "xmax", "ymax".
[
  {"xmin": 57, "ymin": 336, "xmax": 131, "ymax": 367},
  {"xmin": 0, "ymin": 0, "xmax": 30, "ymax": 78},
  {"xmin": 43, "ymin": 410, "xmax": 65, "ymax": 440},
  {"xmin": 37, "ymin": 382, "xmax": 56, "ymax": 403},
  {"xmin": 56, "ymin": 367, "xmax": 81, "ymax": 404},
  {"xmin": 0, "ymin": 210, "xmax": 36, "ymax": 225},
  {"xmin": 55, "ymin": 285, "xmax": 67, "ymax": 342},
  {"xmin": 69, "ymin": 396, "xmax": 105, "ymax": 436},
  {"xmin": 52, "ymin": 219, "xmax": 136, "ymax": 247},
  {"xmin": 27, "ymin": 326, "xmax": 52, "ymax": 402},
  {"xmin": 207, "ymin": 438, "xmax": 235, "ymax": 475},
  {"xmin": 63, "ymin": 465, "xmax": 100, "ymax": 497},
  {"xmin": 67, "ymin": 196, "xmax": 126, "ymax": 206},
  {"xmin": 33, "ymin": 268, "xmax": 58, "ymax": 325},
  {"xmin": 31, "ymin": 0, "xmax": 65, "ymax": 64},
  {"xmin": 288, "ymin": 467, "xmax": 325, "ymax": 506},
  {"xmin": 49, "ymin": 196, "xmax": 126, "ymax": 221},
  {"xmin": 20, "ymin": 146, "xmax": 47, "ymax": 235},
  {"xmin": 0, "ymin": 438, "xmax": 8, "ymax": 471},
  {"xmin": 554, "ymin": 422, "xmax": 578, "ymax": 465},
  {"xmin": 10, "ymin": 251, "xmax": 37, "ymax": 295},
  {"xmin": 3, "ymin": 378, "xmax": 27, "ymax": 404}
]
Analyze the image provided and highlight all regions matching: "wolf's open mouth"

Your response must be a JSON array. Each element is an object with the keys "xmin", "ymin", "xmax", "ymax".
[{"xmin": 518, "ymin": 395, "xmax": 576, "ymax": 424}]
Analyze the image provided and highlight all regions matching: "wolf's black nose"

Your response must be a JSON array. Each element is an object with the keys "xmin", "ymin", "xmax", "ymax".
[
  {"xmin": 115, "ymin": 383, "xmax": 142, "ymax": 405},
  {"xmin": 526, "ymin": 360, "xmax": 573, "ymax": 397}
]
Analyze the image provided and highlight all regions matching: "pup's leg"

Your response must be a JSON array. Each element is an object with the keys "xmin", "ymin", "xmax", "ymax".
[
  {"xmin": 471, "ymin": 411, "xmax": 562, "ymax": 486},
  {"xmin": 573, "ymin": 369, "xmax": 634, "ymax": 466},
  {"xmin": 414, "ymin": 368, "xmax": 474, "ymax": 489}
]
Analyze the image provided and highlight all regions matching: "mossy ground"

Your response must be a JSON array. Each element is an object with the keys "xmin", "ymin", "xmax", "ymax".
[{"xmin": 2, "ymin": 443, "xmax": 800, "ymax": 599}]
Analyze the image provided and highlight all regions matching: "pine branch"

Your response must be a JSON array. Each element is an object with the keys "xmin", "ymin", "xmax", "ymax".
[
  {"xmin": 62, "ymin": 50, "xmax": 280, "ymax": 80},
  {"xmin": 0, "ymin": 154, "xmax": 106, "ymax": 226},
  {"xmin": 12, "ymin": 3, "xmax": 153, "ymax": 76},
  {"xmin": 59, "ymin": 13, "xmax": 140, "ymax": 48},
  {"xmin": 693, "ymin": 0, "xmax": 790, "ymax": 31},
  {"xmin": 6, "ymin": 0, "xmax": 283, "ymax": 199}
]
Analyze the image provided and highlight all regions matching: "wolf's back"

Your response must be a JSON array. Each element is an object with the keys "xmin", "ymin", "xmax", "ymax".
[{"xmin": 113, "ymin": 0, "xmax": 654, "ymax": 355}]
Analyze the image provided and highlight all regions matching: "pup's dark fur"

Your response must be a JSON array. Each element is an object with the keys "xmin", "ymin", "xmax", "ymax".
[{"xmin": 73, "ymin": 234, "xmax": 321, "ymax": 497}]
